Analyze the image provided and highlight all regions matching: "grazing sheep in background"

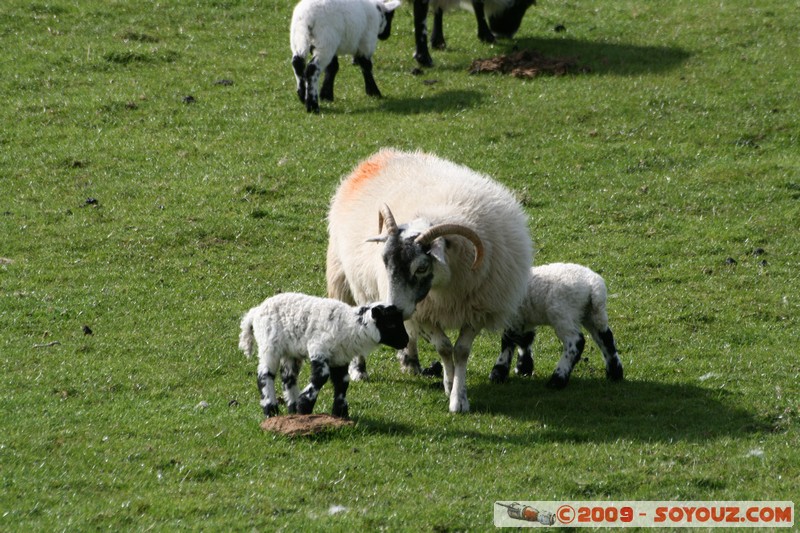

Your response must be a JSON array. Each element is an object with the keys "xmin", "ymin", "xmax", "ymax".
[
  {"xmin": 290, "ymin": 0, "xmax": 401, "ymax": 113},
  {"xmin": 326, "ymin": 148, "xmax": 532, "ymax": 413},
  {"xmin": 413, "ymin": 0, "xmax": 536, "ymax": 67},
  {"xmin": 239, "ymin": 293, "xmax": 409, "ymax": 418},
  {"xmin": 489, "ymin": 263, "xmax": 624, "ymax": 388}
]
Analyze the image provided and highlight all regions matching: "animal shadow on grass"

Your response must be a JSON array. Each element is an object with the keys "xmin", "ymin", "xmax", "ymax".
[
  {"xmin": 496, "ymin": 37, "xmax": 691, "ymax": 77},
  {"xmin": 468, "ymin": 378, "xmax": 768, "ymax": 444},
  {"xmin": 376, "ymin": 89, "xmax": 485, "ymax": 115}
]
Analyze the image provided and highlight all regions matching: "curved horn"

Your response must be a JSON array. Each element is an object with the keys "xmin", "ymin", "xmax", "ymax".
[
  {"xmin": 378, "ymin": 203, "xmax": 399, "ymax": 235},
  {"xmin": 415, "ymin": 224, "xmax": 485, "ymax": 270}
]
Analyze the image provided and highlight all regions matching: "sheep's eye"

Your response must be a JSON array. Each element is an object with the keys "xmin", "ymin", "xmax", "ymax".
[{"xmin": 415, "ymin": 263, "xmax": 431, "ymax": 276}]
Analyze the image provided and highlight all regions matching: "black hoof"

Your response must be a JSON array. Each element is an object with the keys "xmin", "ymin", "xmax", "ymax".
[
  {"xmin": 297, "ymin": 396, "xmax": 315, "ymax": 414},
  {"xmin": 332, "ymin": 399, "xmax": 349, "ymax": 419},
  {"xmin": 489, "ymin": 364, "xmax": 510, "ymax": 384},
  {"xmin": 414, "ymin": 53, "xmax": 434, "ymax": 68},
  {"xmin": 546, "ymin": 374, "xmax": 569, "ymax": 389},
  {"xmin": 421, "ymin": 360, "xmax": 443, "ymax": 378},
  {"xmin": 262, "ymin": 402, "xmax": 280, "ymax": 417},
  {"xmin": 607, "ymin": 361, "xmax": 624, "ymax": 381},
  {"xmin": 515, "ymin": 354, "xmax": 533, "ymax": 377}
]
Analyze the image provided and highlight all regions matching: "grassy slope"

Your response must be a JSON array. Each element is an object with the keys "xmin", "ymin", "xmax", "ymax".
[{"xmin": 1, "ymin": 0, "xmax": 798, "ymax": 529}]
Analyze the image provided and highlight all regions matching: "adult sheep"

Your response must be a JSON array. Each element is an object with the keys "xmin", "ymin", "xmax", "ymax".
[
  {"xmin": 413, "ymin": 0, "xmax": 536, "ymax": 67},
  {"xmin": 290, "ymin": 0, "xmax": 401, "ymax": 113},
  {"xmin": 327, "ymin": 149, "xmax": 533, "ymax": 413}
]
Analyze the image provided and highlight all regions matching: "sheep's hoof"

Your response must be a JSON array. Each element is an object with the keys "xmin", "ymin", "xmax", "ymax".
[
  {"xmin": 546, "ymin": 373, "xmax": 569, "ymax": 390},
  {"xmin": 297, "ymin": 397, "xmax": 315, "ymax": 415},
  {"xmin": 449, "ymin": 389, "xmax": 470, "ymax": 413},
  {"xmin": 421, "ymin": 360, "xmax": 443, "ymax": 378},
  {"xmin": 414, "ymin": 52, "xmax": 434, "ymax": 68},
  {"xmin": 262, "ymin": 402, "xmax": 280, "ymax": 418},
  {"xmin": 285, "ymin": 402, "xmax": 297, "ymax": 414},
  {"xmin": 478, "ymin": 30, "xmax": 496, "ymax": 44},
  {"xmin": 332, "ymin": 400, "xmax": 349, "ymax": 419},
  {"xmin": 606, "ymin": 360, "xmax": 624, "ymax": 381},
  {"xmin": 489, "ymin": 364, "xmax": 510, "ymax": 384},
  {"xmin": 515, "ymin": 354, "xmax": 534, "ymax": 377}
]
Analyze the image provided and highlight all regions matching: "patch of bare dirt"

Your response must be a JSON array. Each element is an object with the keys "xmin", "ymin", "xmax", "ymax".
[
  {"xmin": 469, "ymin": 49, "xmax": 589, "ymax": 78},
  {"xmin": 260, "ymin": 414, "xmax": 354, "ymax": 437}
]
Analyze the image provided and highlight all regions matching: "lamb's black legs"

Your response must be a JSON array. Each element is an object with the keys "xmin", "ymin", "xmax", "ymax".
[
  {"xmin": 413, "ymin": 0, "xmax": 434, "ymax": 67},
  {"xmin": 490, "ymin": 329, "xmax": 535, "ymax": 383},
  {"xmin": 297, "ymin": 359, "xmax": 330, "ymax": 414},
  {"xmin": 330, "ymin": 365, "xmax": 350, "ymax": 418},
  {"xmin": 320, "ymin": 55, "xmax": 339, "ymax": 102},
  {"xmin": 354, "ymin": 54, "xmax": 382, "ymax": 98}
]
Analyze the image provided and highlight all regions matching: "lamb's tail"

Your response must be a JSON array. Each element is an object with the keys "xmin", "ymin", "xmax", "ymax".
[{"xmin": 238, "ymin": 309, "xmax": 257, "ymax": 358}]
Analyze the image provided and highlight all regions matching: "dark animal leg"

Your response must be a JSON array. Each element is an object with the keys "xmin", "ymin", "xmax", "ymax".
[
  {"xmin": 297, "ymin": 359, "xmax": 330, "ymax": 414},
  {"xmin": 281, "ymin": 358, "xmax": 302, "ymax": 413},
  {"xmin": 514, "ymin": 330, "xmax": 535, "ymax": 377},
  {"xmin": 413, "ymin": 0, "xmax": 434, "ymax": 67},
  {"xmin": 547, "ymin": 333, "xmax": 585, "ymax": 389},
  {"xmin": 354, "ymin": 55, "xmax": 382, "ymax": 97},
  {"xmin": 320, "ymin": 55, "xmax": 339, "ymax": 102},
  {"xmin": 303, "ymin": 61, "xmax": 321, "ymax": 113},
  {"xmin": 330, "ymin": 365, "xmax": 350, "ymax": 418},
  {"xmin": 471, "ymin": 0, "xmax": 496, "ymax": 43},
  {"xmin": 594, "ymin": 327, "xmax": 624, "ymax": 381},
  {"xmin": 431, "ymin": 8, "xmax": 446, "ymax": 49},
  {"xmin": 257, "ymin": 370, "xmax": 280, "ymax": 417},
  {"xmin": 292, "ymin": 55, "xmax": 306, "ymax": 104}
]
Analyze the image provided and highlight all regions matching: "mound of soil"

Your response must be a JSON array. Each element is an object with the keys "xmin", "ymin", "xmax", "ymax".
[
  {"xmin": 260, "ymin": 414, "xmax": 354, "ymax": 437},
  {"xmin": 469, "ymin": 49, "xmax": 589, "ymax": 78}
]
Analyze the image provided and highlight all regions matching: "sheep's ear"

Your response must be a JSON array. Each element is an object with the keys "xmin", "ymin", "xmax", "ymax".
[
  {"xmin": 428, "ymin": 237, "xmax": 447, "ymax": 265},
  {"xmin": 383, "ymin": 0, "xmax": 401, "ymax": 12}
]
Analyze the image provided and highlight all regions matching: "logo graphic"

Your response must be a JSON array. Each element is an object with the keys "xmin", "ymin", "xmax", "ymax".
[{"xmin": 496, "ymin": 502, "xmax": 556, "ymax": 525}]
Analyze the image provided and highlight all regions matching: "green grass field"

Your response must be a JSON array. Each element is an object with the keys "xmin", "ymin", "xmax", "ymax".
[{"xmin": 1, "ymin": 0, "xmax": 798, "ymax": 529}]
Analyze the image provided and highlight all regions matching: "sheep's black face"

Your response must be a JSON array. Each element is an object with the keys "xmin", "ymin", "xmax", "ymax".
[
  {"xmin": 378, "ymin": 10, "xmax": 395, "ymax": 41},
  {"xmin": 371, "ymin": 305, "xmax": 409, "ymax": 349},
  {"xmin": 488, "ymin": 0, "xmax": 535, "ymax": 38},
  {"xmin": 382, "ymin": 235, "xmax": 435, "ymax": 320}
]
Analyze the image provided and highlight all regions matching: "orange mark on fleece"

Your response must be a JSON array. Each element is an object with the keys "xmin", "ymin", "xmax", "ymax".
[{"xmin": 340, "ymin": 150, "xmax": 395, "ymax": 199}]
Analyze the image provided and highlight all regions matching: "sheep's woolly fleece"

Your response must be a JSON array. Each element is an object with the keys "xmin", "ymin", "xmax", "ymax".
[
  {"xmin": 469, "ymin": 49, "xmax": 589, "ymax": 78},
  {"xmin": 260, "ymin": 414, "xmax": 354, "ymax": 437}
]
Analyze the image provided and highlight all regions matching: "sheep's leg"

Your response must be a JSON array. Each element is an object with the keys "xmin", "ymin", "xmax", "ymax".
[
  {"xmin": 348, "ymin": 355, "xmax": 369, "ymax": 382},
  {"xmin": 514, "ymin": 330, "xmax": 535, "ymax": 377},
  {"xmin": 297, "ymin": 359, "xmax": 330, "ymax": 414},
  {"xmin": 413, "ymin": 0, "xmax": 434, "ymax": 67},
  {"xmin": 291, "ymin": 55, "xmax": 306, "ymax": 104},
  {"xmin": 256, "ymin": 353, "xmax": 281, "ymax": 417},
  {"xmin": 396, "ymin": 329, "xmax": 421, "ymax": 375},
  {"xmin": 281, "ymin": 358, "xmax": 302, "ymax": 413},
  {"xmin": 471, "ymin": 0, "xmax": 496, "ymax": 43},
  {"xmin": 431, "ymin": 8, "xmax": 446, "ymax": 50},
  {"xmin": 303, "ymin": 60, "xmax": 322, "ymax": 113},
  {"xmin": 320, "ymin": 55, "xmax": 339, "ymax": 102},
  {"xmin": 330, "ymin": 365, "xmax": 350, "ymax": 418},
  {"xmin": 354, "ymin": 55, "xmax": 381, "ymax": 98},
  {"xmin": 589, "ymin": 327, "xmax": 624, "ymax": 382},
  {"xmin": 427, "ymin": 328, "xmax": 454, "ymax": 396},
  {"xmin": 450, "ymin": 326, "xmax": 478, "ymax": 413},
  {"xmin": 547, "ymin": 331, "xmax": 585, "ymax": 389},
  {"xmin": 490, "ymin": 329, "xmax": 534, "ymax": 383}
]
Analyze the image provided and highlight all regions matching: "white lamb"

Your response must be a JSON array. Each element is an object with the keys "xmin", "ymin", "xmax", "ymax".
[
  {"xmin": 239, "ymin": 293, "xmax": 408, "ymax": 418},
  {"xmin": 489, "ymin": 263, "xmax": 624, "ymax": 388},
  {"xmin": 290, "ymin": 0, "xmax": 401, "ymax": 113}
]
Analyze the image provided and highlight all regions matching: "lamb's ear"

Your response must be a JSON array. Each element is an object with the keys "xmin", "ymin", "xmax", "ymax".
[
  {"xmin": 370, "ymin": 305, "xmax": 386, "ymax": 320},
  {"xmin": 383, "ymin": 0, "xmax": 401, "ymax": 12},
  {"xmin": 428, "ymin": 237, "xmax": 447, "ymax": 265}
]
